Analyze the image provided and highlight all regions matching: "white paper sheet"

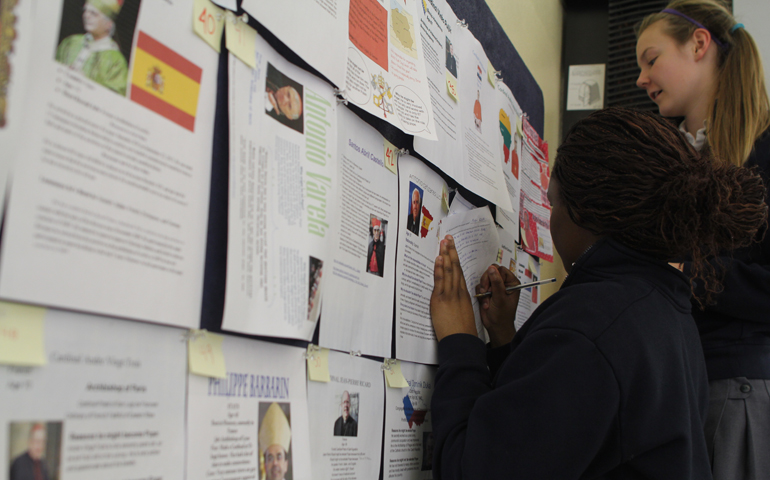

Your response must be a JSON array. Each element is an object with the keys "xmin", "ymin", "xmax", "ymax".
[
  {"xmin": 413, "ymin": 0, "xmax": 461, "ymax": 161},
  {"xmin": 0, "ymin": 0, "xmax": 218, "ymax": 328},
  {"xmin": 394, "ymin": 155, "xmax": 448, "ymax": 364},
  {"xmin": 447, "ymin": 192, "xmax": 473, "ymax": 216},
  {"xmin": 222, "ymin": 33, "xmax": 338, "ymax": 340},
  {"xmin": 241, "ymin": 0, "xmax": 349, "ymax": 88},
  {"xmin": 383, "ymin": 361, "xmax": 435, "ymax": 480},
  {"xmin": 345, "ymin": 0, "xmax": 436, "ymax": 140},
  {"xmin": 0, "ymin": 308, "xmax": 187, "ymax": 480},
  {"xmin": 0, "ymin": 0, "xmax": 35, "ymax": 217},
  {"xmin": 436, "ymin": 206, "xmax": 500, "ymax": 343},
  {"xmin": 187, "ymin": 335, "xmax": 311, "ymax": 480},
  {"xmin": 319, "ymin": 107, "xmax": 397, "ymax": 358},
  {"xmin": 414, "ymin": 15, "xmax": 512, "ymax": 211},
  {"xmin": 307, "ymin": 350, "xmax": 385, "ymax": 480},
  {"xmin": 519, "ymin": 118, "xmax": 553, "ymax": 263},
  {"xmin": 514, "ymin": 248, "xmax": 542, "ymax": 330},
  {"xmin": 496, "ymin": 81, "xmax": 523, "ymax": 234},
  {"xmin": 211, "ymin": 0, "xmax": 238, "ymax": 11}
]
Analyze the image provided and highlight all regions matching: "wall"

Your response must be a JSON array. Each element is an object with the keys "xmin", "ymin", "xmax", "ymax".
[
  {"xmin": 561, "ymin": 2, "xmax": 609, "ymax": 134},
  {"xmin": 485, "ymin": 0, "xmax": 566, "ymax": 299},
  {"xmin": 733, "ymin": 0, "xmax": 770, "ymax": 98}
]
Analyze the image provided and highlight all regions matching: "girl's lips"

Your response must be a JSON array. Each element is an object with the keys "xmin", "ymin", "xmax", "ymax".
[{"xmin": 650, "ymin": 90, "xmax": 661, "ymax": 101}]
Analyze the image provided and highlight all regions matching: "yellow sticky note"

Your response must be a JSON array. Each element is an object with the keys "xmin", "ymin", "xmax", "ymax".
[
  {"xmin": 384, "ymin": 139, "xmax": 398, "ymax": 175},
  {"xmin": 193, "ymin": 0, "xmax": 225, "ymax": 53},
  {"xmin": 0, "ymin": 301, "xmax": 46, "ymax": 366},
  {"xmin": 307, "ymin": 347, "xmax": 331, "ymax": 382},
  {"xmin": 225, "ymin": 14, "xmax": 257, "ymax": 69},
  {"xmin": 384, "ymin": 360, "xmax": 409, "ymax": 388},
  {"xmin": 446, "ymin": 71, "xmax": 458, "ymax": 101},
  {"xmin": 488, "ymin": 60, "xmax": 497, "ymax": 87},
  {"xmin": 441, "ymin": 185, "xmax": 450, "ymax": 213},
  {"xmin": 516, "ymin": 118, "xmax": 524, "ymax": 137},
  {"xmin": 188, "ymin": 330, "xmax": 226, "ymax": 378}
]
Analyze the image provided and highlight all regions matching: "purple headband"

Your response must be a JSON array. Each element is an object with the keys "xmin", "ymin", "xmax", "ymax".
[{"xmin": 661, "ymin": 8, "xmax": 727, "ymax": 50}]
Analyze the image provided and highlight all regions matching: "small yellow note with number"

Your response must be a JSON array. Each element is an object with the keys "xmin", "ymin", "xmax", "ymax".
[
  {"xmin": 225, "ymin": 14, "xmax": 257, "ymax": 69},
  {"xmin": 384, "ymin": 359, "xmax": 409, "ymax": 388},
  {"xmin": 446, "ymin": 71, "xmax": 458, "ymax": 101},
  {"xmin": 384, "ymin": 139, "xmax": 398, "ymax": 175},
  {"xmin": 307, "ymin": 347, "xmax": 331, "ymax": 382},
  {"xmin": 193, "ymin": 0, "xmax": 225, "ymax": 53},
  {"xmin": 488, "ymin": 60, "xmax": 498, "ymax": 87},
  {"xmin": 188, "ymin": 330, "xmax": 226, "ymax": 378},
  {"xmin": 0, "ymin": 301, "xmax": 46, "ymax": 366}
]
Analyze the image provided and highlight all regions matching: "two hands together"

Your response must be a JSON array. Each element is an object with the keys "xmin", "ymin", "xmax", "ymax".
[{"xmin": 429, "ymin": 235, "xmax": 522, "ymax": 348}]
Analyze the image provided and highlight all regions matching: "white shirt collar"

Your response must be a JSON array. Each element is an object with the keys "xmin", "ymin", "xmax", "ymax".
[{"xmin": 678, "ymin": 120, "xmax": 707, "ymax": 151}]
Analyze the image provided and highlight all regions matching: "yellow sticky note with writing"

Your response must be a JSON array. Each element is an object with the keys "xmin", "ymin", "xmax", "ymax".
[
  {"xmin": 0, "ymin": 301, "xmax": 46, "ymax": 366},
  {"xmin": 384, "ymin": 139, "xmax": 398, "ymax": 175},
  {"xmin": 225, "ymin": 14, "xmax": 257, "ymax": 69},
  {"xmin": 446, "ymin": 71, "xmax": 458, "ymax": 101},
  {"xmin": 307, "ymin": 347, "xmax": 331, "ymax": 382},
  {"xmin": 188, "ymin": 330, "xmax": 227, "ymax": 378},
  {"xmin": 384, "ymin": 360, "xmax": 409, "ymax": 388},
  {"xmin": 193, "ymin": 0, "xmax": 225, "ymax": 53},
  {"xmin": 488, "ymin": 60, "xmax": 497, "ymax": 87}
]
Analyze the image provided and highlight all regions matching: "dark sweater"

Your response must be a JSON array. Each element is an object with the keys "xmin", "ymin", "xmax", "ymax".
[
  {"xmin": 432, "ymin": 238, "xmax": 711, "ymax": 479},
  {"xmin": 682, "ymin": 128, "xmax": 770, "ymax": 380}
]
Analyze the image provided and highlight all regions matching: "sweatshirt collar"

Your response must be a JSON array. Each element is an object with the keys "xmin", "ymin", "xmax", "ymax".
[{"xmin": 562, "ymin": 238, "xmax": 692, "ymax": 310}]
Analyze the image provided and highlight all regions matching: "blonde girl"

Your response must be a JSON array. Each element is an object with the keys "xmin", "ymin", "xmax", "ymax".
[{"xmin": 636, "ymin": 1, "xmax": 770, "ymax": 477}]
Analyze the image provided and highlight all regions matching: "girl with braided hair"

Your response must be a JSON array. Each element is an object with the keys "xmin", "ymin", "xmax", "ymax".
[
  {"xmin": 636, "ymin": 2, "xmax": 770, "ymax": 475},
  {"xmin": 428, "ymin": 107, "xmax": 766, "ymax": 479}
]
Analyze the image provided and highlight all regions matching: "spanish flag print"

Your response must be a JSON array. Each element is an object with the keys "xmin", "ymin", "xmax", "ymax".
[{"xmin": 130, "ymin": 32, "xmax": 202, "ymax": 132}]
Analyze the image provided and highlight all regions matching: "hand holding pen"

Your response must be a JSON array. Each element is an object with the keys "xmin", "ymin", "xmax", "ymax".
[
  {"xmin": 474, "ymin": 277, "xmax": 557, "ymax": 298},
  {"xmin": 475, "ymin": 265, "xmax": 523, "ymax": 348}
]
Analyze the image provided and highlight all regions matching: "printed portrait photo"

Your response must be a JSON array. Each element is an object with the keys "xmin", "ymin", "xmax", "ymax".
[
  {"xmin": 308, "ymin": 256, "xmax": 323, "ymax": 321},
  {"xmin": 265, "ymin": 63, "xmax": 304, "ymax": 134},
  {"xmin": 55, "ymin": 0, "xmax": 141, "ymax": 97},
  {"xmin": 259, "ymin": 402, "xmax": 293, "ymax": 480},
  {"xmin": 333, "ymin": 390, "xmax": 359, "ymax": 437},
  {"xmin": 445, "ymin": 36, "xmax": 457, "ymax": 78},
  {"xmin": 366, "ymin": 215, "xmax": 387, "ymax": 277},
  {"xmin": 406, "ymin": 183, "xmax": 423, "ymax": 236},
  {"xmin": 8, "ymin": 421, "xmax": 63, "ymax": 480}
]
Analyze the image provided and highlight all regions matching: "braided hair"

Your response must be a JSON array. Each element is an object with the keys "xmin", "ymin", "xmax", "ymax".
[{"xmin": 553, "ymin": 107, "xmax": 767, "ymax": 303}]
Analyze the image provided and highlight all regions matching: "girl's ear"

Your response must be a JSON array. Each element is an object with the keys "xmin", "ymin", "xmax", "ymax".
[{"xmin": 692, "ymin": 28, "xmax": 713, "ymax": 61}]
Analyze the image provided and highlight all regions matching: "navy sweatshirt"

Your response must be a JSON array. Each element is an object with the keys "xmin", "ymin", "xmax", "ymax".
[
  {"xmin": 432, "ymin": 238, "xmax": 711, "ymax": 479},
  {"xmin": 683, "ymin": 128, "xmax": 770, "ymax": 380}
]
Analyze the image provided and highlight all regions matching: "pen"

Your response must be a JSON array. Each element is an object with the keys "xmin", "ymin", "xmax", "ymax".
[{"xmin": 473, "ymin": 277, "xmax": 557, "ymax": 298}]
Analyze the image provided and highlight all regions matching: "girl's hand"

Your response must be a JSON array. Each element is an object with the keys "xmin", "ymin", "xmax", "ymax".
[
  {"xmin": 476, "ymin": 265, "xmax": 521, "ymax": 348},
  {"xmin": 430, "ymin": 235, "xmax": 477, "ymax": 342}
]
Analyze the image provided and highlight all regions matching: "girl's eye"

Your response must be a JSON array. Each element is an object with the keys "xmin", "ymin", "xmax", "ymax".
[{"xmin": 649, "ymin": 57, "xmax": 657, "ymax": 66}]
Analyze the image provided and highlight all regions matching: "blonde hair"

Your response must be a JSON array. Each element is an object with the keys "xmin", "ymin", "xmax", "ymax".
[{"xmin": 637, "ymin": 0, "xmax": 770, "ymax": 166}]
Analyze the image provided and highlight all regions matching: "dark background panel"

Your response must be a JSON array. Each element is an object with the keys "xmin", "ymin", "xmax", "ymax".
[{"xmin": 200, "ymin": 0, "xmax": 546, "ymax": 353}]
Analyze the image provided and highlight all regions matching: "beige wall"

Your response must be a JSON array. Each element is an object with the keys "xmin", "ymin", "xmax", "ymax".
[{"xmin": 485, "ymin": 0, "xmax": 566, "ymax": 299}]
